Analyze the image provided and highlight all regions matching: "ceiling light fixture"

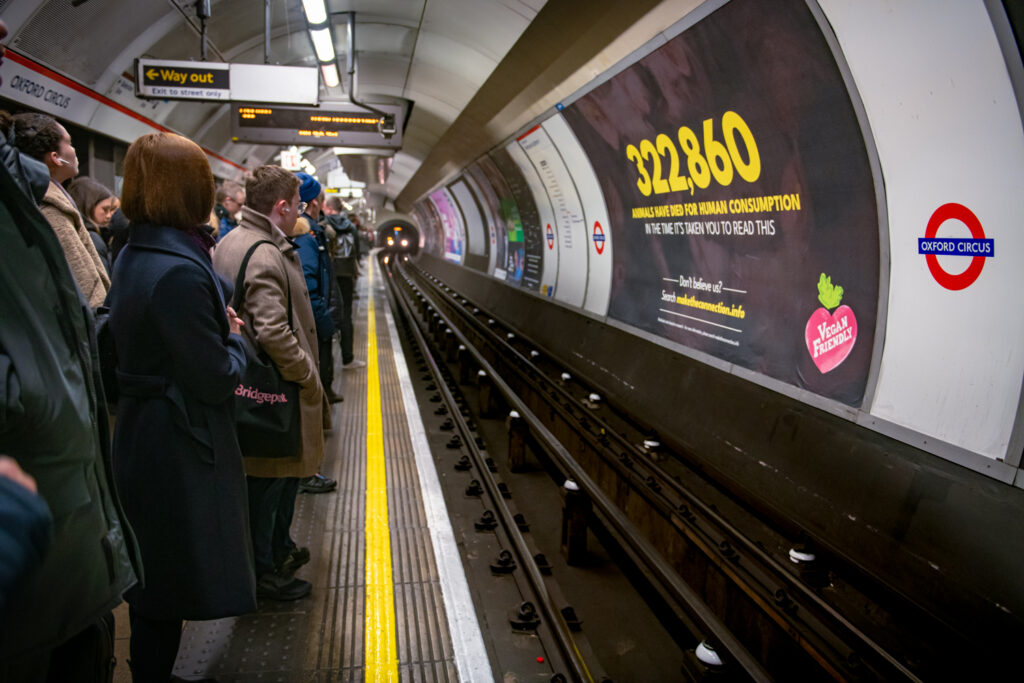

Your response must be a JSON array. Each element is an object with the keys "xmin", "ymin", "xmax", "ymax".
[
  {"xmin": 309, "ymin": 27, "xmax": 335, "ymax": 62},
  {"xmin": 301, "ymin": 0, "xmax": 328, "ymax": 26},
  {"xmin": 321, "ymin": 63, "xmax": 340, "ymax": 88}
]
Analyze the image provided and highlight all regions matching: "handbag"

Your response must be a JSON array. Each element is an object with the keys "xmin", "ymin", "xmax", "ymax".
[{"xmin": 231, "ymin": 240, "xmax": 302, "ymax": 459}]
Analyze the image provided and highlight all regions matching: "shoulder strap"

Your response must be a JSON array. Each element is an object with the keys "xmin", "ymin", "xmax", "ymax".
[{"xmin": 230, "ymin": 240, "xmax": 293, "ymax": 331}]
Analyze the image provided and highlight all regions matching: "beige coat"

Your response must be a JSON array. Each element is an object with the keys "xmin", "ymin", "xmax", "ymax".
[
  {"xmin": 40, "ymin": 179, "xmax": 110, "ymax": 308},
  {"xmin": 212, "ymin": 206, "xmax": 329, "ymax": 477}
]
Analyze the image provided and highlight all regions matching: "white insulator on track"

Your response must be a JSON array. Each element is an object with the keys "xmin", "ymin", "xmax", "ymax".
[
  {"xmin": 789, "ymin": 547, "xmax": 816, "ymax": 564},
  {"xmin": 563, "ymin": 479, "xmax": 579, "ymax": 492},
  {"xmin": 588, "ymin": 393, "xmax": 601, "ymax": 403},
  {"xmin": 507, "ymin": 333, "xmax": 515, "ymax": 340},
  {"xmin": 530, "ymin": 350, "xmax": 540, "ymax": 358},
  {"xmin": 695, "ymin": 641, "xmax": 722, "ymax": 666},
  {"xmin": 643, "ymin": 439, "xmax": 660, "ymax": 450}
]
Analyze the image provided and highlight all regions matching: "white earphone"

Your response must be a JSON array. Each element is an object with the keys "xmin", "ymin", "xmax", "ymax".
[{"xmin": 55, "ymin": 157, "xmax": 70, "ymax": 166}]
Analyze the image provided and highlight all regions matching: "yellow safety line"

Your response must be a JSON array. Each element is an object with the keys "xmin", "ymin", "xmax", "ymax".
[{"xmin": 364, "ymin": 259, "xmax": 399, "ymax": 680}]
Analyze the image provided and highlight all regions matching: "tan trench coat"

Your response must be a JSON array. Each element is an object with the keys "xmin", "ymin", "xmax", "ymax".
[
  {"xmin": 40, "ymin": 179, "xmax": 110, "ymax": 308},
  {"xmin": 212, "ymin": 206, "xmax": 329, "ymax": 477}
]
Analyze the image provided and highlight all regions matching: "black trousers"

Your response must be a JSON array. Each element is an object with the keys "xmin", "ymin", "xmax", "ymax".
[
  {"xmin": 318, "ymin": 334, "xmax": 335, "ymax": 396},
  {"xmin": 246, "ymin": 476, "xmax": 299, "ymax": 576},
  {"xmin": 128, "ymin": 607, "xmax": 182, "ymax": 683},
  {"xmin": 336, "ymin": 275, "xmax": 355, "ymax": 364},
  {"xmin": 0, "ymin": 612, "xmax": 117, "ymax": 683}
]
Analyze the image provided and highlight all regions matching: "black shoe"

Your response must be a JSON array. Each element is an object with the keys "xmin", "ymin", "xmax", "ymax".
[
  {"xmin": 278, "ymin": 546, "xmax": 311, "ymax": 577},
  {"xmin": 256, "ymin": 572, "xmax": 311, "ymax": 601},
  {"xmin": 299, "ymin": 473, "xmax": 337, "ymax": 493},
  {"xmin": 327, "ymin": 392, "xmax": 344, "ymax": 403}
]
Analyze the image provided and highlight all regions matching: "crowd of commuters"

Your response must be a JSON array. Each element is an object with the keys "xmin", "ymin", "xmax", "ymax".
[{"xmin": 0, "ymin": 40, "xmax": 370, "ymax": 679}]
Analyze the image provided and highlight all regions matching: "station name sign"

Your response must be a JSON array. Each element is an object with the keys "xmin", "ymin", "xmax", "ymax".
[{"xmin": 135, "ymin": 59, "xmax": 319, "ymax": 105}]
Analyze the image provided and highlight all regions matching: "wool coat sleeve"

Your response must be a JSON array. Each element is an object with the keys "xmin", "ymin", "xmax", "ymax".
[
  {"xmin": 244, "ymin": 252, "xmax": 319, "ymax": 392},
  {"xmin": 151, "ymin": 264, "xmax": 247, "ymax": 402}
]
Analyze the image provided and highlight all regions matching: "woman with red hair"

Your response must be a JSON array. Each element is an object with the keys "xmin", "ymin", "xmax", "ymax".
[{"xmin": 109, "ymin": 132, "xmax": 256, "ymax": 681}]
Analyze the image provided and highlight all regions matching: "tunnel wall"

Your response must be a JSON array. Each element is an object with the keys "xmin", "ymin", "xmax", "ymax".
[{"xmin": 410, "ymin": 0, "xmax": 1024, "ymax": 486}]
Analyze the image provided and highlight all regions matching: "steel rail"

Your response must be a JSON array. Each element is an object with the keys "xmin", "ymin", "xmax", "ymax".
[
  {"xmin": 384, "ymin": 260, "xmax": 597, "ymax": 682},
  {"xmin": 393, "ymin": 261, "xmax": 773, "ymax": 682},
  {"xmin": 405, "ymin": 262, "xmax": 922, "ymax": 681}
]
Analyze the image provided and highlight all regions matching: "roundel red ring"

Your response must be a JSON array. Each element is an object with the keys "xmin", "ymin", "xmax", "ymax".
[
  {"xmin": 592, "ymin": 221, "xmax": 605, "ymax": 255},
  {"xmin": 924, "ymin": 203, "xmax": 986, "ymax": 291},
  {"xmin": 546, "ymin": 223, "xmax": 555, "ymax": 250}
]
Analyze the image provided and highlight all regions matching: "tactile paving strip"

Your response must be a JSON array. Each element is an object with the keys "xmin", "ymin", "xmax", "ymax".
[{"xmin": 173, "ymin": 267, "xmax": 458, "ymax": 681}]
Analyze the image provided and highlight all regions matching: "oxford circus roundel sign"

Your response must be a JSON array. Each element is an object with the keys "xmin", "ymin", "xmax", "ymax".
[
  {"xmin": 918, "ymin": 203, "xmax": 993, "ymax": 291},
  {"xmin": 593, "ymin": 221, "xmax": 605, "ymax": 255}
]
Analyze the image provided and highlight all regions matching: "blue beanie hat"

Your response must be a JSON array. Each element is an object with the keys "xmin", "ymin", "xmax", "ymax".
[{"xmin": 296, "ymin": 172, "xmax": 322, "ymax": 203}]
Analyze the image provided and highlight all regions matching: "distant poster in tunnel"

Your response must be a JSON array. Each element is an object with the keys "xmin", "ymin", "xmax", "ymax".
[
  {"xmin": 428, "ymin": 188, "xmax": 466, "ymax": 264},
  {"xmin": 561, "ymin": 0, "xmax": 879, "ymax": 405}
]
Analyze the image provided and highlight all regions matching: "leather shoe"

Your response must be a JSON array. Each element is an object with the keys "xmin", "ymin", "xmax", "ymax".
[
  {"xmin": 279, "ymin": 546, "xmax": 310, "ymax": 577},
  {"xmin": 299, "ymin": 473, "xmax": 337, "ymax": 493},
  {"xmin": 256, "ymin": 572, "xmax": 311, "ymax": 601},
  {"xmin": 327, "ymin": 392, "xmax": 344, "ymax": 403}
]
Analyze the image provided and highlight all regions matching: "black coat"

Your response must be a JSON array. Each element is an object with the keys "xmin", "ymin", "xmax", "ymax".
[
  {"xmin": 110, "ymin": 223, "xmax": 256, "ymax": 620},
  {"xmin": 0, "ymin": 140, "xmax": 139, "ymax": 657}
]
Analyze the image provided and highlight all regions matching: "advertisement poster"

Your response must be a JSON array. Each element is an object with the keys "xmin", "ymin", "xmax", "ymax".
[
  {"xmin": 449, "ymin": 178, "xmax": 489, "ymax": 265},
  {"xmin": 428, "ymin": 188, "xmax": 466, "ymax": 264},
  {"xmin": 562, "ymin": 0, "xmax": 879, "ymax": 405},
  {"xmin": 465, "ymin": 159, "xmax": 511, "ymax": 281},
  {"xmin": 490, "ymin": 147, "xmax": 546, "ymax": 291},
  {"xmin": 515, "ymin": 124, "xmax": 590, "ymax": 307}
]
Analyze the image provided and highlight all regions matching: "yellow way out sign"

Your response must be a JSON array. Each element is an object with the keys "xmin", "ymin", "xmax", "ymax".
[{"xmin": 135, "ymin": 58, "xmax": 230, "ymax": 101}]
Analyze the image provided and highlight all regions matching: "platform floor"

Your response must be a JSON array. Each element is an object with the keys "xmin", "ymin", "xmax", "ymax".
[{"xmin": 114, "ymin": 259, "xmax": 488, "ymax": 682}]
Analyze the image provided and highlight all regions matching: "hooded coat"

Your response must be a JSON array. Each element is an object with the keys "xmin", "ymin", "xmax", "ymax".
[
  {"xmin": 212, "ymin": 206, "xmax": 328, "ymax": 478},
  {"xmin": 0, "ymin": 141, "xmax": 139, "ymax": 658},
  {"xmin": 109, "ymin": 223, "xmax": 257, "ymax": 620}
]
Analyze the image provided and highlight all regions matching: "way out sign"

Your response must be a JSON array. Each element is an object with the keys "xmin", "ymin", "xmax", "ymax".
[{"xmin": 136, "ymin": 59, "xmax": 230, "ymax": 101}]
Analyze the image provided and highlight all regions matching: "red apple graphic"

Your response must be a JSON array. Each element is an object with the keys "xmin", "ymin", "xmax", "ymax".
[{"xmin": 804, "ymin": 274, "xmax": 857, "ymax": 374}]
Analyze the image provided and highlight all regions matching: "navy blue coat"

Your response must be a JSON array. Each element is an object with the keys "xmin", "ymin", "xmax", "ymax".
[
  {"xmin": 295, "ymin": 215, "xmax": 335, "ymax": 340},
  {"xmin": 110, "ymin": 223, "xmax": 256, "ymax": 620}
]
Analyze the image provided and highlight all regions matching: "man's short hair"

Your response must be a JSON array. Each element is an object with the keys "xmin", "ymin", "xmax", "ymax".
[
  {"xmin": 216, "ymin": 179, "xmax": 244, "ymax": 205},
  {"xmin": 246, "ymin": 166, "xmax": 298, "ymax": 216},
  {"xmin": 325, "ymin": 196, "xmax": 344, "ymax": 212},
  {"xmin": 121, "ymin": 133, "xmax": 214, "ymax": 230},
  {"xmin": 12, "ymin": 113, "xmax": 62, "ymax": 161}
]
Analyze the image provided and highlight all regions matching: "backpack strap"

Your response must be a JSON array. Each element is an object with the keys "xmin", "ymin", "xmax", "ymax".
[{"xmin": 231, "ymin": 240, "xmax": 293, "ymax": 332}]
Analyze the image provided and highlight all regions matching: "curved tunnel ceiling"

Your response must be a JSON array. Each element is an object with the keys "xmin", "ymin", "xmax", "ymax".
[{"xmin": 2, "ymin": 0, "xmax": 688, "ymax": 210}]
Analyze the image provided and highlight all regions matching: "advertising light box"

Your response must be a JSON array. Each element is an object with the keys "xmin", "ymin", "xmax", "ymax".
[
  {"xmin": 562, "ymin": 0, "xmax": 881, "ymax": 406},
  {"xmin": 230, "ymin": 103, "xmax": 403, "ymax": 148}
]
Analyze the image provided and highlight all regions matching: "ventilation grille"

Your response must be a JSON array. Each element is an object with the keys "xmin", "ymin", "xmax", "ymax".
[{"xmin": 12, "ymin": 0, "xmax": 170, "ymax": 87}]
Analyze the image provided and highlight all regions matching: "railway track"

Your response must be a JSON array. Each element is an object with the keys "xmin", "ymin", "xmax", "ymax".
[{"xmin": 382, "ymin": 254, "xmax": 935, "ymax": 681}]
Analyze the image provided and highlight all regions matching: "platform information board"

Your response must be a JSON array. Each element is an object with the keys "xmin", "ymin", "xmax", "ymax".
[{"xmin": 562, "ymin": 0, "xmax": 880, "ymax": 406}]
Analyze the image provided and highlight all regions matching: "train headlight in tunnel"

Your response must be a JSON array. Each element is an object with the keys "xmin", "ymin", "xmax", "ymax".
[
  {"xmin": 387, "ymin": 236, "xmax": 394, "ymax": 246},
  {"xmin": 401, "ymin": 239, "xmax": 408, "ymax": 247}
]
